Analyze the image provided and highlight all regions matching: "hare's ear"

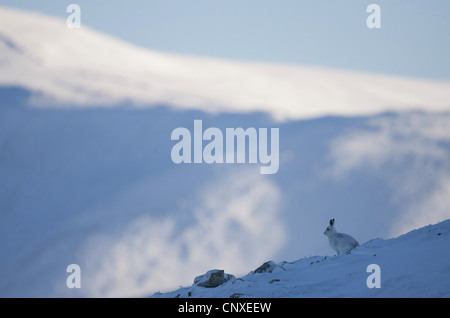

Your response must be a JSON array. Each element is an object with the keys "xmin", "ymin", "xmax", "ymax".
[{"xmin": 329, "ymin": 219, "xmax": 335, "ymax": 226}]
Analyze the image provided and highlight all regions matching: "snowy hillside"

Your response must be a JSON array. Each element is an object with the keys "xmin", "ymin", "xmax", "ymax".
[
  {"xmin": 1, "ymin": 6, "xmax": 450, "ymax": 121},
  {"xmin": 152, "ymin": 219, "xmax": 450, "ymax": 298},
  {"xmin": 1, "ymin": 5, "xmax": 450, "ymax": 298}
]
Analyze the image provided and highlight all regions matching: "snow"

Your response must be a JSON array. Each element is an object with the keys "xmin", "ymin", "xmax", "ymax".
[
  {"xmin": 1, "ymin": 5, "xmax": 450, "ymax": 298},
  {"xmin": 1, "ymin": 6, "xmax": 450, "ymax": 121},
  {"xmin": 152, "ymin": 219, "xmax": 450, "ymax": 298}
]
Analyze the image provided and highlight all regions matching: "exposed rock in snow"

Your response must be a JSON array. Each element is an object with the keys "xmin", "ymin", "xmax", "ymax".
[
  {"xmin": 194, "ymin": 270, "xmax": 236, "ymax": 288},
  {"xmin": 252, "ymin": 261, "xmax": 285, "ymax": 274}
]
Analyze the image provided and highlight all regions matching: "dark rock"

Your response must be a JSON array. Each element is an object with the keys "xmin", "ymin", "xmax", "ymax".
[
  {"xmin": 194, "ymin": 269, "xmax": 235, "ymax": 288},
  {"xmin": 253, "ymin": 261, "xmax": 279, "ymax": 274}
]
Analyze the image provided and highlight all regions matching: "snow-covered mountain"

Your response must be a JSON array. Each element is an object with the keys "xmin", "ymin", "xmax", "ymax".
[
  {"xmin": 1, "ymin": 6, "xmax": 449, "ymax": 121},
  {"xmin": 152, "ymin": 219, "xmax": 450, "ymax": 298},
  {"xmin": 1, "ymin": 6, "xmax": 450, "ymax": 298}
]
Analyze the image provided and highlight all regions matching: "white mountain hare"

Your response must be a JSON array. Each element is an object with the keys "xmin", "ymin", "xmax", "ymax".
[{"xmin": 324, "ymin": 218, "xmax": 359, "ymax": 255}]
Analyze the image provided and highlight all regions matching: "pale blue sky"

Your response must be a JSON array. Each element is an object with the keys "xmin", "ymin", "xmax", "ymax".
[{"xmin": 1, "ymin": 0, "xmax": 449, "ymax": 80}]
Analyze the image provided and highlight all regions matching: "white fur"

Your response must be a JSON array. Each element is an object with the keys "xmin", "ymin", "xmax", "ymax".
[{"xmin": 324, "ymin": 219, "xmax": 359, "ymax": 255}]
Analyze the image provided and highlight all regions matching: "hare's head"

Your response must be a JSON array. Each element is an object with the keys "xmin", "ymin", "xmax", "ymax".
[{"xmin": 323, "ymin": 218, "xmax": 336, "ymax": 236}]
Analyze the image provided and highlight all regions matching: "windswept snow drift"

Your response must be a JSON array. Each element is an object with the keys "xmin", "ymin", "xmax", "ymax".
[
  {"xmin": 152, "ymin": 219, "xmax": 450, "ymax": 298},
  {"xmin": 0, "ymin": 6, "xmax": 450, "ymax": 121}
]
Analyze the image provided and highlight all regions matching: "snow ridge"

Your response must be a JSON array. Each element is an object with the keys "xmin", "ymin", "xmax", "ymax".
[{"xmin": 152, "ymin": 219, "xmax": 450, "ymax": 298}]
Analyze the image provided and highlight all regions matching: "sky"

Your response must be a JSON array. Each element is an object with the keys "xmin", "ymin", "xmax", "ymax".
[{"xmin": 0, "ymin": 0, "xmax": 449, "ymax": 80}]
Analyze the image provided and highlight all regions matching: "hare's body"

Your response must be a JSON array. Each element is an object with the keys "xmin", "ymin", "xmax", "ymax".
[{"xmin": 324, "ymin": 219, "xmax": 359, "ymax": 255}]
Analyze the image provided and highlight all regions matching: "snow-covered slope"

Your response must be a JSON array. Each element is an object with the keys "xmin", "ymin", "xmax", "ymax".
[
  {"xmin": 1, "ymin": 5, "xmax": 450, "ymax": 298},
  {"xmin": 152, "ymin": 219, "xmax": 450, "ymax": 298},
  {"xmin": 1, "ymin": 6, "xmax": 450, "ymax": 121}
]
